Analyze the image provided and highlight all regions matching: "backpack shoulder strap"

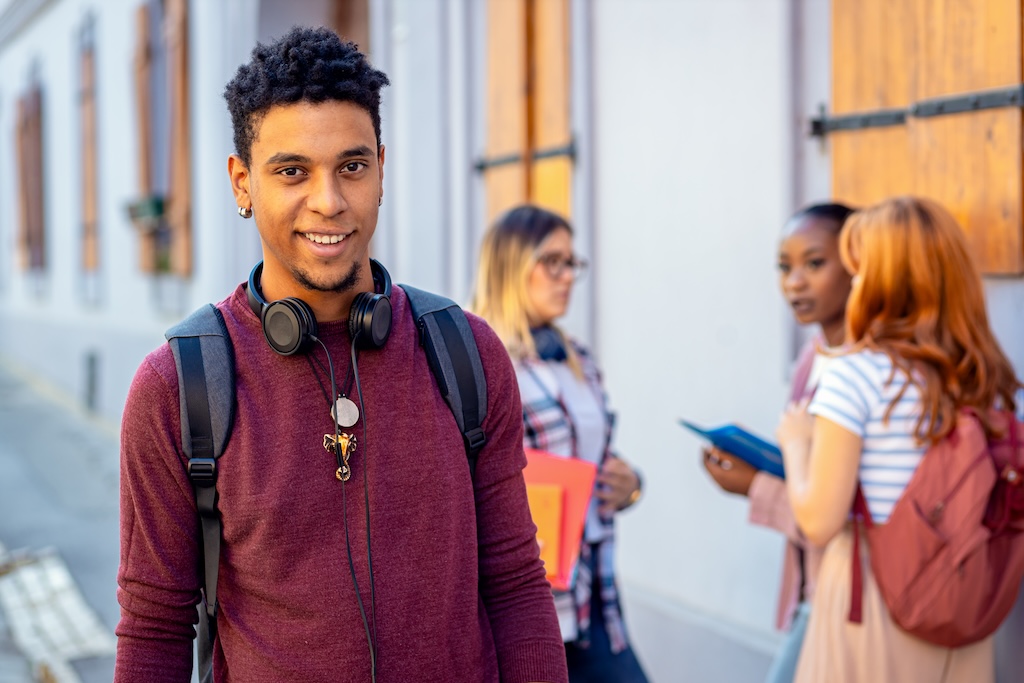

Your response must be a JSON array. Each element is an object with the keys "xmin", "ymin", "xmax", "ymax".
[
  {"xmin": 165, "ymin": 303, "xmax": 235, "ymax": 683},
  {"xmin": 401, "ymin": 285, "xmax": 488, "ymax": 479}
]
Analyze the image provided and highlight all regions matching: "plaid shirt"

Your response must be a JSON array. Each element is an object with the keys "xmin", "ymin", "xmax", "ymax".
[{"xmin": 516, "ymin": 341, "xmax": 629, "ymax": 653}]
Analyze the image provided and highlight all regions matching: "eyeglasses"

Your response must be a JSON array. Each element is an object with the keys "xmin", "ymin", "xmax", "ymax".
[{"xmin": 536, "ymin": 252, "xmax": 589, "ymax": 279}]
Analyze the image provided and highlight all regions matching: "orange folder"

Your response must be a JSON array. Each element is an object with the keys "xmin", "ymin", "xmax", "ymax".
[
  {"xmin": 526, "ymin": 483, "xmax": 564, "ymax": 576},
  {"xmin": 523, "ymin": 448, "xmax": 598, "ymax": 591}
]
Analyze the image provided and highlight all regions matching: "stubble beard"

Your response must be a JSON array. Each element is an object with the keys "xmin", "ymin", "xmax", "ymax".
[{"xmin": 294, "ymin": 260, "xmax": 362, "ymax": 294}]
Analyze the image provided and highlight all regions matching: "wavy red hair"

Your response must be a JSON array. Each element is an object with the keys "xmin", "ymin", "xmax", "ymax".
[{"xmin": 839, "ymin": 196, "xmax": 1020, "ymax": 442}]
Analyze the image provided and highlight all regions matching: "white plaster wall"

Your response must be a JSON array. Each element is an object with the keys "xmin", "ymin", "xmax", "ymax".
[
  {"xmin": 590, "ymin": 0, "xmax": 795, "ymax": 648},
  {"xmin": 369, "ymin": 0, "xmax": 484, "ymax": 303}
]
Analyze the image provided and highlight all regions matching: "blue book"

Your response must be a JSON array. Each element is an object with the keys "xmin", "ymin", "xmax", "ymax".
[{"xmin": 680, "ymin": 420, "xmax": 786, "ymax": 480}]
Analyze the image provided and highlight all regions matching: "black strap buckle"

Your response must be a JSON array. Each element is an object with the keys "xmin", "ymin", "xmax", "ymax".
[
  {"xmin": 188, "ymin": 457, "xmax": 217, "ymax": 487},
  {"xmin": 463, "ymin": 427, "xmax": 486, "ymax": 455}
]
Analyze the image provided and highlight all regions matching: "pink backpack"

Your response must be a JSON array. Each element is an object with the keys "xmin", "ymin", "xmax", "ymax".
[{"xmin": 849, "ymin": 408, "xmax": 1024, "ymax": 647}]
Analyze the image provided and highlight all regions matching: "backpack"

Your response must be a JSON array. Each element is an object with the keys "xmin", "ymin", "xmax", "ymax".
[
  {"xmin": 848, "ymin": 407, "xmax": 1024, "ymax": 647},
  {"xmin": 164, "ymin": 285, "xmax": 488, "ymax": 683}
]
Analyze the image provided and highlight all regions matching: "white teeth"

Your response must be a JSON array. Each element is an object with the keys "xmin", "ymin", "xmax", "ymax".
[{"xmin": 305, "ymin": 233, "xmax": 345, "ymax": 245}]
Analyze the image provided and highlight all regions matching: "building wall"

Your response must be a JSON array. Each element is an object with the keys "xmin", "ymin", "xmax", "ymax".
[
  {"xmin": 0, "ymin": 0, "xmax": 166, "ymax": 422},
  {"xmin": 588, "ymin": 2, "xmax": 793, "ymax": 677}
]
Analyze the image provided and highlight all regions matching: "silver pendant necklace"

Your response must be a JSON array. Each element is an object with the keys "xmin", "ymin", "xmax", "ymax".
[{"xmin": 331, "ymin": 395, "xmax": 359, "ymax": 428}]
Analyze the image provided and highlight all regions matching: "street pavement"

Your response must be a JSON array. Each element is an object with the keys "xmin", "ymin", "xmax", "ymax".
[{"xmin": 0, "ymin": 358, "xmax": 120, "ymax": 683}]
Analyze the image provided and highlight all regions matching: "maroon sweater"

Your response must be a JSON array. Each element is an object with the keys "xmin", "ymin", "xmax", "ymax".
[{"xmin": 114, "ymin": 284, "xmax": 567, "ymax": 683}]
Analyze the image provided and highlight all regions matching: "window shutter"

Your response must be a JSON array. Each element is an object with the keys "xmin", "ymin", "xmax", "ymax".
[
  {"xmin": 528, "ymin": 0, "xmax": 571, "ymax": 219},
  {"xmin": 133, "ymin": 3, "xmax": 156, "ymax": 272},
  {"xmin": 166, "ymin": 0, "xmax": 192, "ymax": 277},
  {"xmin": 17, "ymin": 87, "xmax": 45, "ymax": 271},
  {"xmin": 15, "ymin": 95, "xmax": 29, "ymax": 270},
  {"xmin": 485, "ymin": 0, "xmax": 530, "ymax": 223},
  {"xmin": 81, "ymin": 34, "xmax": 99, "ymax": 272},
  {"xmin": 830, "ymin": 0, "xmax": 1024, "ymax": 274},
  {"xmin": 483, "ymin": 0, "xmax": 572, "ymax": 224},
  {"xmin": 332, "ymin": 0, "xmax": 371, "ymax": 55}
]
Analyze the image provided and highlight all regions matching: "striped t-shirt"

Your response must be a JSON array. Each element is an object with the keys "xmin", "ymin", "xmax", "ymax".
[{"xmin": 808, "ymin": 348, "xmax": 927, "ymax": 522}]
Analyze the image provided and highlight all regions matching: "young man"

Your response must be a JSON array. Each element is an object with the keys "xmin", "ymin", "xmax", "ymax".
[{"xmin": 114, "ymin": 26, "xmax": 567, "ymax": 683}]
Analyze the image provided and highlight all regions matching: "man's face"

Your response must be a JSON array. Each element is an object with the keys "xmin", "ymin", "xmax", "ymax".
[{"xmin": 230, "ymin": 100, "xmax": 385, "ymax": 314}]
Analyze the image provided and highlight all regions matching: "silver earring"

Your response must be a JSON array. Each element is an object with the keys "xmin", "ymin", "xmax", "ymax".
[{"xmin": 238, "ymin": 206, "xmax": 253, "ymax": 219}]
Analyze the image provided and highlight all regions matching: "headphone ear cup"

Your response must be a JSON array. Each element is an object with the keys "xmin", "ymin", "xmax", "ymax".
[
  {"xmin": 349, "ymin": 292, "xmax": 393, "ymax": 350},
  {"xmin": 263, "ymin": 297, "xmax": 318, "ymax": 356}
]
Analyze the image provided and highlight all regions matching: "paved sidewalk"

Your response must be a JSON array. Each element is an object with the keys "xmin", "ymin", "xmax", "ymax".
[
  {"xmin": 0, "ymin": 545, "xmax": 35, "ymax": 683},
  {"xmin": 0, "ymin": 359, "xmax": 120, "ymax": 683}
]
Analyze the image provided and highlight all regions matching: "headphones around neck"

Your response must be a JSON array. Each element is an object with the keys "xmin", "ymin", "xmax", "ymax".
[{"xmin": 246, "ymin": 259, "xmax": 393, "ymax": 356}]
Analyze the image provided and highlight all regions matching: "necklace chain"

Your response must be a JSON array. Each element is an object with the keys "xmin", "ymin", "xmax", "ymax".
[{"xmin": 306, "ymin": 349, "xmax": 354, "ymax": 416}]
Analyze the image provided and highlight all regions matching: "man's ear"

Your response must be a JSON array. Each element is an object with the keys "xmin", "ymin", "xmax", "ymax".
[
  {"xmin": 227, "ymin": 154, "xmax": 251, "ymax": 207},
  {"xmin": 377, "ymin": 144, "xmax": 386, "ymax": 188}
]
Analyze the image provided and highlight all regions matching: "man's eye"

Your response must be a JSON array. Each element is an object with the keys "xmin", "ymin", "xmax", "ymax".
[
  {"xmin": 280, "ymin": 167, "xmax": 303, "ymax": 177},
  {"xmin": 343, "ymin": 162, "xmax": 367, "ymax": 173}
]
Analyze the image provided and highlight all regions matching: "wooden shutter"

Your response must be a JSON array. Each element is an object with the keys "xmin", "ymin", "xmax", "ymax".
[
  {"xmin": 15, "ymin": 96, "xmax": 28, "ymax": 270},
  {"xmin": 332, "ymin": 0, "xmax": 370, "ymax": 55},
  {"xmin": 166, "ymin": 0, "xmax": 192, "ymax": 276},
  {"xmin": 830, "ymin": 0, "xmax": 1024, "ymax": 274},
  {"xmin": 81, "ymin": 27, "xmax": 99, "ymax": 272},
  {"xmin": 133, "ymin": 3, "xmax": 156, "ymax": 272},
  {"xmin": 483, "ymin": 0, "xmax": 571, "ymax": 223},
  {"xmin": 485, "ymin": 0, "xmax": 530, "ymax": 222},
  {"xmin": 529, "ymin": 0, "xmax": 571, "ymax": 219},
  {"xmin": 16, "ymin": 87, "xmax": 45, "ymax": 271}
]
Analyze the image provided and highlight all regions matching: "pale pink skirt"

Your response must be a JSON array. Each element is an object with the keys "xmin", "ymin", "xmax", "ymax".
[{"xmin": 794, "ymin": 528, "xmax": 993, "ymax": 683}]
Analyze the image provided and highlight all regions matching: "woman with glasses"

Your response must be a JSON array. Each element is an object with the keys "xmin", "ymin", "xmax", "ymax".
[{"xmin": 471, "ymin": 205, "xmax": 649, "ymax": 683}]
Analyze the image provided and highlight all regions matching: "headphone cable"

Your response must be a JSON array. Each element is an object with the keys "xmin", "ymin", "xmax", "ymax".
[
  {"xmin": 351, "ymin": 337, "xmax": 378, "ymax": 653},
  {"xmin": 312, "ymin": 335, "xmax": 377, "ymax": 682}
]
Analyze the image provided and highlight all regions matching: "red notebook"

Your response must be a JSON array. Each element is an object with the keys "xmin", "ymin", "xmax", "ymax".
[{"xmin": 523, "ymin": 448, "xmax": 598, "ymax": 591}]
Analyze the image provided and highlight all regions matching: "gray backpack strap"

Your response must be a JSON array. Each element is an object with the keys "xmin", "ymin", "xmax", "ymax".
[
  {"xmin": 165, "ymin": 303, "xmax": 235, "ymax": 683},
  {"xmin": 402, "ymin": 285, "xmax": 488, "ymax": 478}
]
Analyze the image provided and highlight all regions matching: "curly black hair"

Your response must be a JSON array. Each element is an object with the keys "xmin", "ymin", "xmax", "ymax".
[{"xmin": 224, "ymin": 26, "xmax": 390, "ymax": 166}]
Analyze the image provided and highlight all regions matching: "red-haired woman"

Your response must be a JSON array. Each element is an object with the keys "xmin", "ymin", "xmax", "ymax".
[{"xmin": 776, "ymin": 196, "xmax": 1020, "ymax": 682}]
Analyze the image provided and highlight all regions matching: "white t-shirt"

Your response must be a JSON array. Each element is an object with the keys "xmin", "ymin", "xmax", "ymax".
[{"xmin": 808, "ymin": 348, "xmax": 927, "ymax": 522}]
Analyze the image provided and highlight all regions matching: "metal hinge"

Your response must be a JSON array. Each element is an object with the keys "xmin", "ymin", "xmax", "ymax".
[
  {"xmin": 810, "ymin": 83, "xmax": 1024, "ymax": 138},
  {"xmin": 475, "ymin": 139, "xmax": 576, "ymax": 172}
]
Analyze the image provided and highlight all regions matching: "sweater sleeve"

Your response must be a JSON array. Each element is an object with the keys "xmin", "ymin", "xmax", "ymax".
[
  {"xmin": 747, "ymin": 471, "xmax": 804, "ymax": 545},
  {"xmin": 467, "ymin": 315, "xmax": 569, "ymax": 683},
  {"xmin": 114, "ymin": 349, "xmax": 201, "ymax": 683}
]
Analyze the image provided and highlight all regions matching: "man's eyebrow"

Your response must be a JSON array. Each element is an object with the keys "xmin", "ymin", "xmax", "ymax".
[
  {"xmin": 263, "ymin": 147, "xmax": 374, "ymax": 165},
  {"xmin": 265, "ymin": 152, "xmax": 310, "ymax": 165},
  {"xmin": 338, "ymin": 146, "xmax": 375, "ymax": 159}
]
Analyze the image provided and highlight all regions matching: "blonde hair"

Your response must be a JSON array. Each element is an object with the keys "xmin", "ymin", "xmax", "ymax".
[
  {"xmin": 840, "ymin": 196, "xmax": 1020, "ymax": 442},
  {"xmin": 469, "ymin": 205, "xmax": 581, "ymax": 373}
]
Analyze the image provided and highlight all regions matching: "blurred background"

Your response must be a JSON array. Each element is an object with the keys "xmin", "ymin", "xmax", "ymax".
[{"xmin": 1, "ymin": 0, "xmax": 1024, "ymax": 681}]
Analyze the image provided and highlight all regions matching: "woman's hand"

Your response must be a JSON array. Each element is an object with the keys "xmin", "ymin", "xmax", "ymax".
[
  {"xmin": 595, "ymin": 456, "xmax": 641, "ymax": 515},
  {"xmin": 702, "ymin": 447, "xmax": 757, "ymax": 496},
  {"xmin": 776, "ymin": 398, "xmax": 814, "ymax": 455}
]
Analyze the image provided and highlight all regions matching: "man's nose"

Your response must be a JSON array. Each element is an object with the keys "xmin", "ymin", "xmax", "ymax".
[{"xmin": 308, "ymin": 173, "xmax": 348, "ymax": 216}]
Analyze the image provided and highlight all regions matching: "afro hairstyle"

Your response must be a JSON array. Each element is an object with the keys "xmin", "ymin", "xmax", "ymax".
[{"xmin": 224, "ymin": 26, "xmax": 390, "ymax": 166}]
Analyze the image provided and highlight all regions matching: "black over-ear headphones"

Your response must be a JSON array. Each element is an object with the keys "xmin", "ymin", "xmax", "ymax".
[{"xmin": 246, "ymin": 259, "xmax": 393, "ymax": 355}]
